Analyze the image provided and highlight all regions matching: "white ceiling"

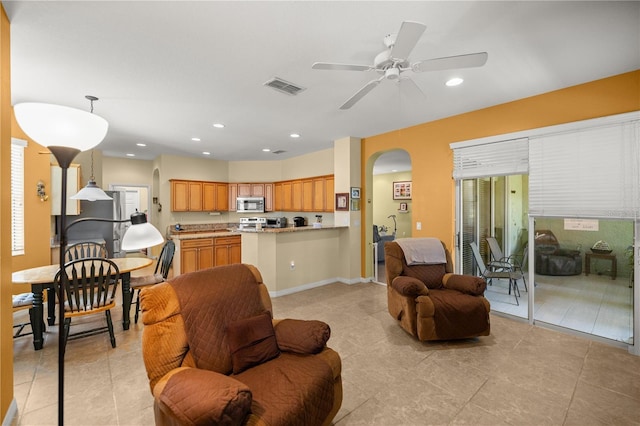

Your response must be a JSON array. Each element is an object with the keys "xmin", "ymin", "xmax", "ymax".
[{"xmin": 4, "ymin": 1, "xmax": 639, "ymax": 175}]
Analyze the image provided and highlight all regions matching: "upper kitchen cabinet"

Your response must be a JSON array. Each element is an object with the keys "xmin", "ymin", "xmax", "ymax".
[
  {"xmin": 51, "ymin": 163, "xmax": 81, "ymax": 215},
  {"xmin": 231, "ymin": 183, "xmax": 274, "ymax": 211},
  {"xmin": 171, "ymin": 179, "xmax": 228, "ymax": 212},
  {"xmin": 274, "ymin": 175, "xmax": 334, "ymax": 212},
  {"xmin": 203, "ymin": 182, "xmax": 229, "ymax": 212},
  {"xmin": 238, "ymin": 183, "xmax": 264, "ymax": 197}
]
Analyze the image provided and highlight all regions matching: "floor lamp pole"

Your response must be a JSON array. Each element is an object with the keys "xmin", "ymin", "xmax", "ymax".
[{"xmin": 49, "ymin": 146, "xmax": 80, "ymax": 426}]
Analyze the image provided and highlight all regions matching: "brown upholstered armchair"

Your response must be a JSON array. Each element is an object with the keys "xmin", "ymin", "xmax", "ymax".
[
  {"xmin": 140, "ymin": 263, "xmax": 342, "ymax": 426},
  {"xmin": 385, "ymin": 238, "xmax": 491, "ymax": 341}
]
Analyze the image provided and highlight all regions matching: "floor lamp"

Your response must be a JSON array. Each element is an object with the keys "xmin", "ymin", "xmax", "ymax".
[{"xmin": 14, "ymin": 102, "xmax": 163, "ymax": 425}]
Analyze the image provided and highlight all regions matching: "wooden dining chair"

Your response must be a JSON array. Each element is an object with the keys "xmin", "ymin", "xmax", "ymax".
[
  {"xmin": 130, "ymin": 240, "xmax": 175, "ymax": 324},
  {"xmin": 54, "ymin": 257, "xmax": 120, "ymax": 348},
  {"xmin": 65, "ymin": 241, "xmax": 108, "ymax": 262}
]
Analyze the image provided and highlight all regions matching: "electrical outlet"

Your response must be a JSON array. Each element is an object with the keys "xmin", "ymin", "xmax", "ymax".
[
  {"xmin": 290, "ymin": 261, "xmax": 295, "ymax": 270},
  {"xmin": 416, "ymin": 222, "xmax": 422, "ymax": 230}
]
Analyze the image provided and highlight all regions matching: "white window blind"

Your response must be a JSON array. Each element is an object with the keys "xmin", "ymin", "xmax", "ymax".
[
  {"xmin": 529, "ymin": 120, "xmax": 640, "ymax": 219},
  {"xmin": 11, "ymin": 138, "xmax": 27, "ymax": 256},
  {"xmin": 452, "ymin": 138, "xmax": 528, "ymax": 179}
]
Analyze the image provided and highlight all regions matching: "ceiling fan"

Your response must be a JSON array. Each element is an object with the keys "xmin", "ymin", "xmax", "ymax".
[{"xmin": 312, "ymin": 21, "xmax": 488, "ymax": 110}]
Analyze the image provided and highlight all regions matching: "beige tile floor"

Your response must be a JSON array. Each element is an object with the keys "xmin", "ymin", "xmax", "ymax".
[{"xmin": 12, "ymin": 281, "xmax": 640, "ymax": 425}]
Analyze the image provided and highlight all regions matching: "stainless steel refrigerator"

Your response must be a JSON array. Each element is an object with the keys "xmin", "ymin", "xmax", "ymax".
[{"xmin": 63, "ymin": 190, "xmax": 127, "ymax": 258}]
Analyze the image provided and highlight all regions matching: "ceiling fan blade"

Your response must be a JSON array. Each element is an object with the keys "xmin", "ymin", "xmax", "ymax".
[
  {"xmin": 312, "ymin": 62, "xmax": 373, "ymax": 71},
  {"xmin": 339, "ymin": 77, "xmax": 384, "ymax": 110},
  {"xmin": 412, "ymin": 52, "xmax": 488, "ymax": 73},
  {"xmin": 399, "ymin": 77, "xmax": 426, "ymax": 102},
  {"xmin": 389, "ymin": 21, "xmax": 427, "ymax": 60}
]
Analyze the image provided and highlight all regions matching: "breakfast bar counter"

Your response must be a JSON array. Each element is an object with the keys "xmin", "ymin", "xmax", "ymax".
[
  {"xmin": 239, "ymin": 225, "xmax": 348, "ymax": 296},
  {"xmin": 169, "ymin": 225, "xmax": 347, "ymax": 284}
]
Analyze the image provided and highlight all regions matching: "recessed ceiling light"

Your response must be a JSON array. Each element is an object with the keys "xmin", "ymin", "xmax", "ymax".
[
  {"xmin": 446, "ymin": 77, "xmax": 464, "ymax": 87},
  {"xmin": 126, "ymin": 153, "xmax": 135, "ymax": 157},
  {"xmin": 391, "ymin": 169, "xmax": 398, "ymax": 172},
  {"xmin": 136, "ymin": 143, "xmax": 147, "ymax": 147},
  {"xmin": 202, "ymin": 151, "xmax": 211, "ymax": 155},
  {"xmin": 213, "ymin": 123, "xmax": 225, "ymax": 128},
  {"xmin": 191, "ymin": 137, "xmax": 201, "ymax": 142},
  {"xmin": 290, "ymin": 133, "xmax": 300, "ymax": 138}
]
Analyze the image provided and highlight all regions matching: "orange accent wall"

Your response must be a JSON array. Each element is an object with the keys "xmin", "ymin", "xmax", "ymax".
[
  {"xmin": 1, "ymin": 4, "xmax": 13, "ymax": 420},
  {"xmin": 361, "ymin": 70, "xmax": 640, "ymax": 274},
  {"xmin": 11, "ymin": 113, "xmax": 52, "ymax": 283}
]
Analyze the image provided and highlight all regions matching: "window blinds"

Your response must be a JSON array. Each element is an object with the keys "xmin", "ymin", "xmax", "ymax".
[
  {"xmin": 529, "ymin": 121, "xmax": 640, "ymax": 219},
  {"xmin": 452, "ymin": 138, "xmax": 528, "ymax": 179},
  {"xmin": 11, "ymin": 138, "xmax": 27, "ymax": 255}
]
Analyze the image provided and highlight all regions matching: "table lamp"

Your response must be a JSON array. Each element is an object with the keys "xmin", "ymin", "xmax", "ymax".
[{"xmin": 14, "ymin": 100, "xmax": 163, "ymax": 425}]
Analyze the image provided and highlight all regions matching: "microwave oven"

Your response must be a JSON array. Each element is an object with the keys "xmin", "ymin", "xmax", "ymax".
[{"xmin": 236, "ymin": 197, "xmax": 265, "ymax": 213}]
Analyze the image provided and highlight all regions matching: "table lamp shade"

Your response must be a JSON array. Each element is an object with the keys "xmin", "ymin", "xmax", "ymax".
[
  {"xmin": 14, "ymin": 102, "xmax": 108, "ymax": 150},
  {"xmin": 121, "ymin": 213, "xmax": 164, "ymax": 251}
]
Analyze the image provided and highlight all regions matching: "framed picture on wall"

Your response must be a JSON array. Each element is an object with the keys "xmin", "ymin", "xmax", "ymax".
[
  {"xmin": 350, "ymin": 199, "xmax": 360, "ymax": 211},
  {"xmin": 350, "ymin": 187, "xmax": 361, "ymax": 199},
  {"xmin": 335, "ymin": 193, "xmax": 349, "ymax": 211},
  {"xmin": 393, "ymin": 181, "xmax": 412, "ymax": 200},
  {"xmin": 399, "ymin": 202, "xmax": 408, "ymax": 212}
]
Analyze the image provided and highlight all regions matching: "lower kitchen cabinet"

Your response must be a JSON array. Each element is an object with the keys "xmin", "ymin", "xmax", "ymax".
[
  {"xmin": 214, "ymin": 235, "xmax": 241, "ymax": 266},
  {"xmin": 180, "ymin": 238, "xmax": 214, "ymax": 274},
  {"xmin": 180, "ymin": 235, "xmax": 241, "ymax": 274}
]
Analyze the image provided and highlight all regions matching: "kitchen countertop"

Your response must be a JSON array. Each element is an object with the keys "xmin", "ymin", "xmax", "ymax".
[{"xmin": 169, "ymin": 225, "xmax": 346, "ymax": 240}]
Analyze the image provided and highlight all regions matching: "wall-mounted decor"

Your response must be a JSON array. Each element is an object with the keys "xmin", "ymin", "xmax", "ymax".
[
  {"xmin": 351, "ymin": 199, "xmax": 360, "ymax": 211},
  {"xmin": 399, "ymin": 202, "xmax": 408, "ymax": 212},
  {"xmin": 393, "ymin": 181, "xmax": 412, "ymax": 200},
  {"xmin": 335, "ymin": 193, "xmax": 349, "ymax": 211},
  {"xmin": 350, "ymin": 187, "xmax": 361, "ymax": 199}
]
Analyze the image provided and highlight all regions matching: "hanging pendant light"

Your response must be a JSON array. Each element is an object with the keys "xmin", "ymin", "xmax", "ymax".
[
  {"xmin": 71, "ymin": 149, "xmax": 112, "ymax": 201},
  {"xmin": 71, "ymin": 96, "xmax": 112, "ymax": 201}
]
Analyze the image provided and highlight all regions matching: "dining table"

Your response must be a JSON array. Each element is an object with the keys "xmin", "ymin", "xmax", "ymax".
[{"xmin": 12, "ymin": 256, "xmax": 153, "ymax": 350}]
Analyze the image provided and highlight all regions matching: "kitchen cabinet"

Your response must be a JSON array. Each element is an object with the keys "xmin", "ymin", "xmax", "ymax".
[
  {"xmin": 302, "ymin": 179, "xmax": 314, "ymax": 211},
  {"xmin": 235, "ymin": 183, "xmax": 273, "ymax": 211},
  {"xmin": 171, "ymin": 179, "xmax": 228, "ymax": 212},
  {"xmin": 214, "ymin": 235, "xmax": 241, "ymax": 266},
  {"xmin": 291, "ymin": 181, "xmax": 303, "ymax": 211},
  {"xmin": 228, "ymin": 184, "xmax": 238, "ymax": 211},
  {"xmin": 180, "ymin": 238, "xmax": 214, "ymax": 274},
  {"xmin": 281, "ymin": 181, "xmax": 293, "ymax": 211},
  {"xmin": 203, "ymin": 182, "xmax": 229, "ymax": 212},
  {"xmin": 238, "ymin": 183, "xmax": 264, "ymax": 197},
  {"xmin": 273, "ymin": 182, "xmax": 283, "ymax": 211},
  {"xmin": 312, "ymin": 177, "xmax": 325, "ymax": 212},
  {"xmin": 51, "ymin": 164, "xmax": 81, "ymax": 215},
  {"xmin": 273, "ymin": 175, "xmax": 334, "ymax": 212},
  {"xmin": 264, "ymin": 183, "xmax": 274, "ymax": 211},
  {"xmin": 323, "ymin": 176, "xmax": 334, "ymax": 212}
]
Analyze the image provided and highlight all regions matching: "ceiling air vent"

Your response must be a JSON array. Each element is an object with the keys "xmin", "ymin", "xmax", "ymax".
[
  {"xmin": 272, "ymin": 150, "xmax": 286, "ymax": 155},
  {"xmin": 264, "ymin": 77, "xmax": 306, "ymax": 96}
]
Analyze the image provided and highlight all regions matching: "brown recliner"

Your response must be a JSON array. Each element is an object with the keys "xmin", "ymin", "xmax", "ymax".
[
  {"xmin": 385, "ymin": 239, "xmax": 491, "ymax": 341},
  {"xmin": 140, "ymin": 263, "xmax": 342, "ymax": 426}
]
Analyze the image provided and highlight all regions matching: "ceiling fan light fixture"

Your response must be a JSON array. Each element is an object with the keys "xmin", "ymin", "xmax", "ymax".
[
  {"xmin": 385, "ymin": 67, "xmax": 400, "ymax": 80},
  {"xmin": 446, "ymin": 77, "xmax": 464, "ymax": 87}
]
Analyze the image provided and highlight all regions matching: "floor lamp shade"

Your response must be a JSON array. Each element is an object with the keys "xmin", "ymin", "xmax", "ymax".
[{"xmin": 13, "ymin": 102, "xmax": 108, "ymax": 150}]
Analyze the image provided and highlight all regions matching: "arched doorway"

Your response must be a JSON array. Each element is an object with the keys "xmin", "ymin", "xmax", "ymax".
[{"xmin": 368, "ymin": 149, "xmax": 412, "ymax": 283}]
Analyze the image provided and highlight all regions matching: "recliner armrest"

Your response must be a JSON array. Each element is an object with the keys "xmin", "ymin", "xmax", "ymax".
[
  {"xmin": 274, "ymin": 319, "xmax": 330, "ymax": 354},
  {"xmin": 391, "ymin": 276, "xmax": 429, "ymax": 297},
  {"xmin": 155, "ymin": 367, "xmax": 252, "ymax": 425},
  {"xmin": 442, "ymin": 273, "xmax": 486, "ymax": 296}
]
